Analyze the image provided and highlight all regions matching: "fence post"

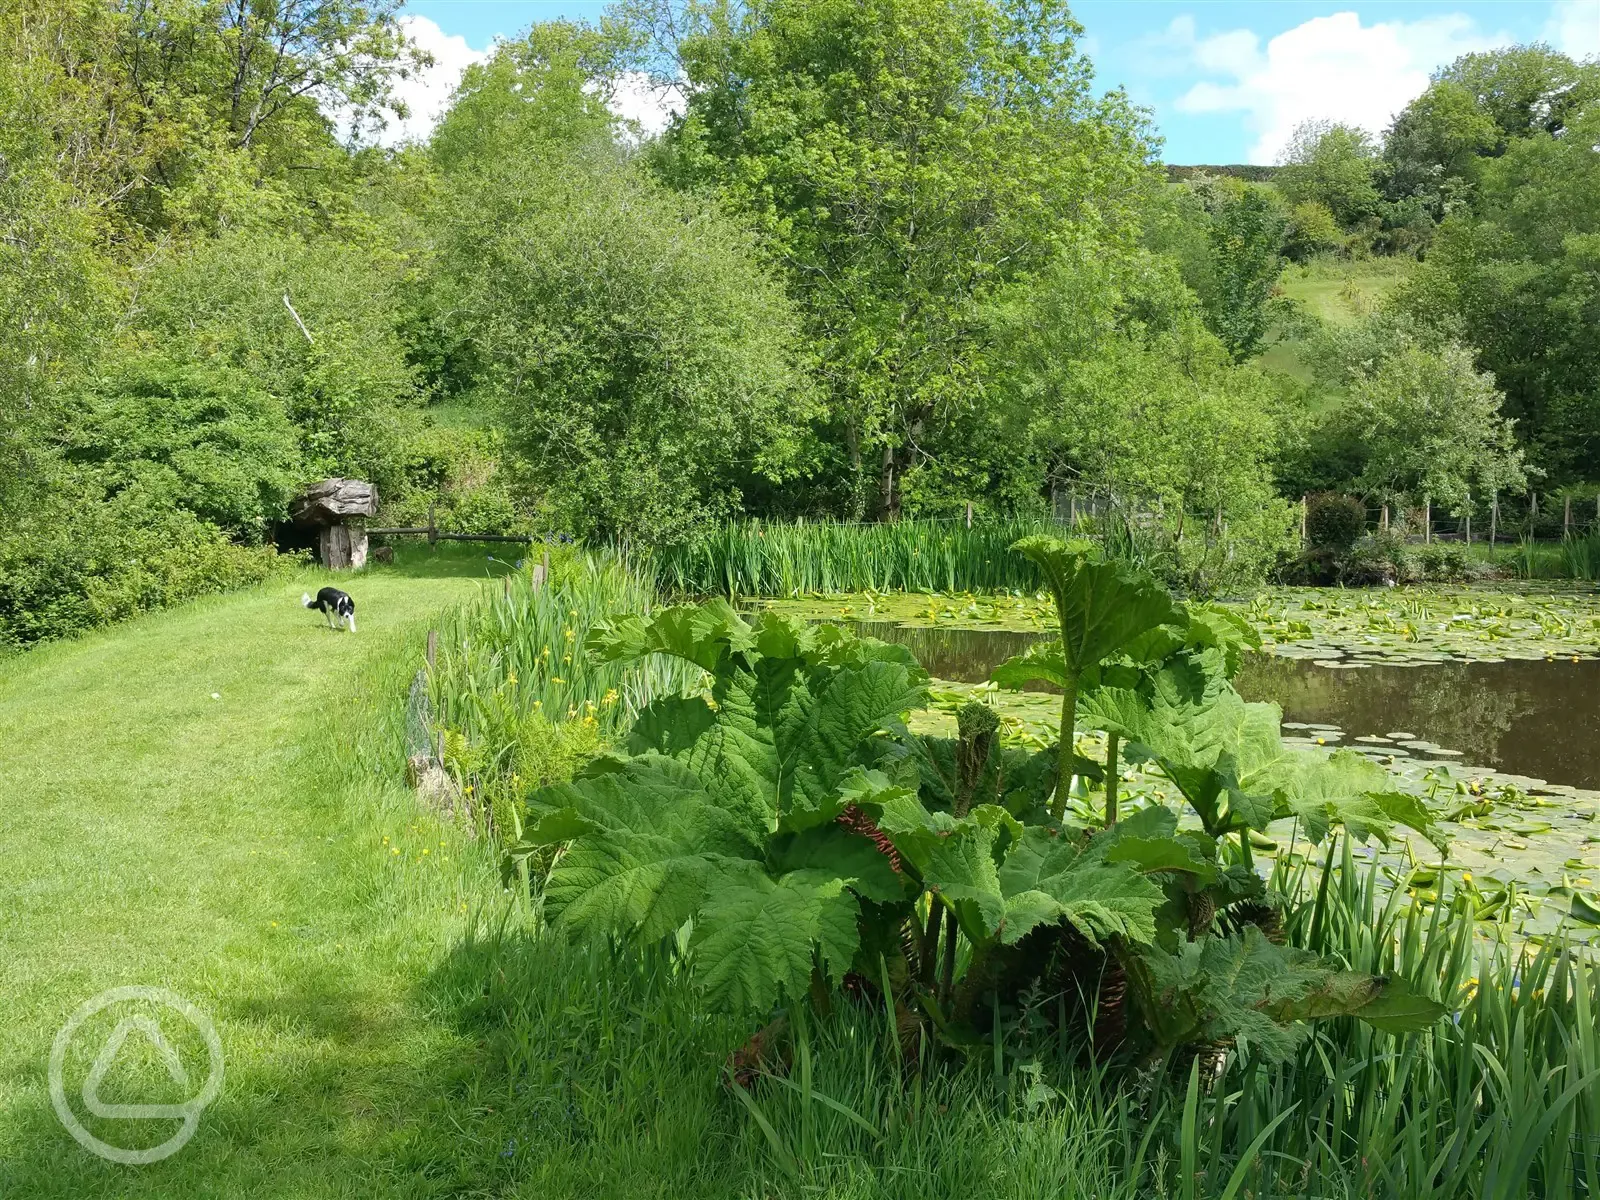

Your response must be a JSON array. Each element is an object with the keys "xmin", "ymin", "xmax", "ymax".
[
  {"xmin": 1301, "ymin": 494, "xmax": 1308, "ymax": 544},
  {"xmin": 1565, "ymin": 495, "xmax": 1572, "ymax": 537},
  {"xmin": 1381, "ymin": 504, "xmax": 1389, "ymax": 533},
  {"xmin": 1424, "ymin": 498, "xmax": 1431, "ymax": 544},
  {"xmin": 1069, "ymin": 490, "xmax": 1078, "ymax": 523},
  {"xmin": 532, "ymin": 549, "xmax": 550, "ymax": 592},
  {"xmin": 965, "ymin": 500, "xmax": 973, "ymax": 529},
  {"xmin": 1490, "ymin": 495, "xmax": 1498, "ymax": 545},
  {"xmin": 427, "ymin": 503, "xmax": 437, "ymax": 548},
  {"xmin": 1465, "ymin": 506, "xmax": 1472, "ymax": 544}
]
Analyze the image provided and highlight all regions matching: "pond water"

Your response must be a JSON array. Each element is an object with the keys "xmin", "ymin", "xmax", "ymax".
[{"xmin": 846, "ymin": 619, "xmax": 1600, "ymax": 791}]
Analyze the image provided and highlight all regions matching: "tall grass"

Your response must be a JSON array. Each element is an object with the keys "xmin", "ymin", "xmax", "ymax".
[
  {"xmin": 425, "ymin": 552, "xmax": 699, "ymax": 820},
  {"xmin": 441, "ymin": 833, "xmax": 1599, "ymax": 1197},
  {"xmin": 1479, "ymin": 530, "xmax": 1600, "ymax": 581},
  {"xmin": 1207, "ymin": 840, "xmax": 1600, "ymax": 1198},
  {"xmin": 651, "ymin": 518, "xmax": 1067, "ymax": 597}
]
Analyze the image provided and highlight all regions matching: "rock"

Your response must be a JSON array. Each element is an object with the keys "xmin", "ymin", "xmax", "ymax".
[{"xmin": 292, "ymin": 478, "xmax": 378, "ymax": 523}]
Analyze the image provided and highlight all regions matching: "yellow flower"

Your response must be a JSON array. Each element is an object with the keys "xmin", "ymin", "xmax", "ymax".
[
  {"xmin": 392, "ymin": 847, "xmax": 401, "ymax": 855},
  {"xmin": 1462, "ymin": 872, "xmax": 1472, "ymax": 882},
  {"xmin": 270, "ymin": 921, "xmax": 279, "ymax": 928},
  {"xmin": 507, "ymin": 671, "xmax": 517, "ymax": 685},
  {"xmin": 532, "ymin": 699, "xmax": 542, "ymax": 709},
  {"xmin": 551, "ymin": 676, "xmax": 565, "ymax": 684},
  {"xmin": 602, "ymin": 688, "xmax": 619, "ymax": 706},
  {"xmin": 564, "ymin": 628, "xmax": 575, "ymax": 640},
  {"xmin": 422, "ymin": 848, "xmax": 430, "ymax": 855}
]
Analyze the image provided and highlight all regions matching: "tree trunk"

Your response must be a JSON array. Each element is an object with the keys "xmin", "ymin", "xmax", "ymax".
[{"xmin": 878, "ymin": 444, "xmax": 898, "ymax": 522}]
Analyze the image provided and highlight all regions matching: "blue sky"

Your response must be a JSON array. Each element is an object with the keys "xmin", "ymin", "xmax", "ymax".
[{"xmin": 396, "ymin": 0, "xmax": 1600, "ymax": 162}]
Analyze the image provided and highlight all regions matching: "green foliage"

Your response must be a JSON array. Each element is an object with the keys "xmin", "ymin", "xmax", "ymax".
[
  {"xmin": 653, "ymin": 0, "xmax": 1155, "ymax": 517},
  {"xmin": 428, "ymin": 552, "xmax": 700, "ymax": 812},
  {"xmin": 512, "ymin": 571, "xmax": 1443, "ymax": 1067},
  {"xmin": 1304, "ymin": 494, "xmax": 1366, "ymax": 551},
  {"xmin": 1150, "ymin": 177, "xmax": 1287, "ymax": 361},
  {"xmin": 1283, "ymin": 200, "xmax": 1342, "ymax": 262},
  {"xmin": 436, "ymin": 139, "xmax": 816, "ymax": 543},
  {"xmin": 1277, "ymin": 121, "xmax": 1381, "ymax": 230},
  {"xmin": 1345, "ymin": 342, "xmax": 1527, "ymax": 513},
  {"xmin": 130, "ymin": 229, "xmax": 421, "ymax": 499},
  {"xmin": 1396, "ymin": 100, "xmax": 1600, "ymax": 480},
  {"xmin": 652, "ymin": 517, "xmax": 1069, "ymax": 597},
  {"xmin": 60, "ymin": 352, "xmax": 301, "ymax": 541},
  {"xmin": 0, "ymin": 485, "xmax": 282, "ymax": 648}
]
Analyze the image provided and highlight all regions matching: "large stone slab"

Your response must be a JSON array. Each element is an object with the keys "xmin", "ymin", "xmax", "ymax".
[{"xmin": 292, "ymin": 478, "xmax": 377, "ymax": 523}]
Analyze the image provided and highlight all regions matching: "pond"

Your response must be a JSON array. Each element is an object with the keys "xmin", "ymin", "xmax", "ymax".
[{"xmin": 845, "ymin": 618, "xmax": 1600, "ymax": 792}]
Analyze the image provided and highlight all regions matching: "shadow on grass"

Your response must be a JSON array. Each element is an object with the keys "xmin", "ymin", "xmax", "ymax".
[{"xmin": 0, "ymin": 957, "xmax": 499, "ymax": 1200}]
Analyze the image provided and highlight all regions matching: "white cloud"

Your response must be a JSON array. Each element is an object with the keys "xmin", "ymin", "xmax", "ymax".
[
  {"xmin": 381, "ymin": 15, "xmax": 489, "ymax": 146},
  {"xmin": 603, "ymin": 72, "xmax": 684, "ymax": 140},
  {"xmin": 1171, "ymin": 10, "xmax": 1512, "ymax": 163},
  {"xmin": 1545, "ymin": 0, "xmax": 1600, "ymax": 58},
  {"xmin": 364, "ymin": 20, "xmax": 682, "ymax": 148}
]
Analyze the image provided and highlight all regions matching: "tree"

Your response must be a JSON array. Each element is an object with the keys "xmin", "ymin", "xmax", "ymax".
[
  {"xmin": 643, "ymin": 0, "xmax": 1154, "ymax": 517},
  {"xmin": 1284, "ymin": 201, "xmax": 1342, "ymax": 262},
  {"xmin": 437, "ymin": 139, "xmax": 817, "ymax": 542},
  {"xmin": 1344, "ymin": 342, "xmax": 1527, "ymax": 513},
  {"xmin": 1277, "ymin": 120, "xmax": 1381, "ymax": 229},
  {"xmin": 1395, "ymin": 103, "xmax": 1600, "ymax": 479}
]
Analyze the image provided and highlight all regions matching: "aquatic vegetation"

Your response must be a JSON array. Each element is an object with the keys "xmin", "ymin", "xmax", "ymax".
[{"xmin": 509, "ymin": 546, "xmax": 1446, "ymax": 1072}]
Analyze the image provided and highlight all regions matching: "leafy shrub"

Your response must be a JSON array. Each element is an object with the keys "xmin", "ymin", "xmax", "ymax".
[
  {"xmin": 61, "ymin": 351, "xmax": 301, "ymax": 541},
  {"xmin": 510, "ymin": 538, "xmax": 1444, "ymax": 1068},
  {"xmin": 381, "ymin": 420, "xmax": 527, "ymax": 536},
  {"xmin": 1414, "ymin": 542, "xmax": 1476, "ymax": 581},
  {"xmin": 0, "ymin": 486, "xmax": 282, "ymax": 648},
  {"xmin": 1304, "ymin": 493, "xmax": 1366, "ymax": 551},
  {"xmin": 1338, "ymin": 528, "xmax": 1416, "ymax": 586}
]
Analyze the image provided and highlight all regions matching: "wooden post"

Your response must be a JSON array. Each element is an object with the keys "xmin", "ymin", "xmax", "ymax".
[
  {"xmin": 427, "ymin": 503, "xmax": 437, "ymax": 548},
  {"xmin": 965, "ymin": 500, "xmax": 973, "ymax": 529},
  {"xmin": 1465, "ymin": 507, "xmax": 1472, "ymax": 544},
  {"xmin": 1565, "ymin": 495, "xmax": 1572, "ymax": 537},
  {"xmin": 532, "ymin": 549, "xmax": 550, "ymax": 591},
  {"xmin": 1424, "ymin": 498, "xmax": 1431, "ymax": 544},
  {"xmin": 1381, "ymin": 504, "xmax": 1389, "ymax": 532},
  {"xmin": 1301, "ymin": 494, "xmax": 1309, "ymax": 544},
  {"xmin": 1069, "ymin": 490, "xmax": 1078, "ymax": 524},
  {"xmin": 1490, "ymin": 494, "xmax": 1498, "ymax": 545}
]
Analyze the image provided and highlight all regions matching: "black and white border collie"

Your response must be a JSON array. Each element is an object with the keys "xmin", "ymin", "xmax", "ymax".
[{"xmin": 303, "ymin": 586, "xmax": 356, "ymax": 632}]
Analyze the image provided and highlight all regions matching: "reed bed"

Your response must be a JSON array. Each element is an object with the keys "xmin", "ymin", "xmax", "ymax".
[
  {"xmin": 425, "ymin": 552, "xmax": 699, "ymax": 820},
  {"xmin": 651, "ymin": 517, "xmax": 1066, "ymax": 597}
]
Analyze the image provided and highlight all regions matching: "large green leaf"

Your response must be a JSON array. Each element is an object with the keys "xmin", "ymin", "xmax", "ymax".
[
  {"xmin": 535, "ymin": 755, "xmax": 765, "ymax": 942},
  {"xmin": 616, "ymin": 609, "xmax": 927, "ymax": 831},
  {"xmin": 589, "ymin": 598, "xmax": 753, "ymax": 672},
  {"xmin": 692, "ymin": 868, "xmax": 862, "ymax": 1012},
  {"xmin": 995, "ymin": 827, "xmax": 1162, "ymax": 947},
  {"xmin": 1010, "ymin": 536, "xmax": 1185, "ymax": 675},
  {"xmin": 990, "ymin": 642, "xmax": 1071, "ymax": 691}
]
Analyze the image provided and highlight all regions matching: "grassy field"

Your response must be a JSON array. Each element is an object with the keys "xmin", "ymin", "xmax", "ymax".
[
  {"xmin": 1259, "ymin": 256, "xmax": 1415, "ymax": 384},
  {"xmin": 0, "ymin": 564, "xmax": 501, "ymax": 1197}
]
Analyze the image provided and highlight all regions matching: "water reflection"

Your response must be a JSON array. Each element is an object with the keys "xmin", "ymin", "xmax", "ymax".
[
  {"xmin": 1234, "ymin": 655, "xmax": 1600, "ymax": 788},
  {"xmin": 843, "ymin": 619, "xmax": 1600, "ymax": 789}
]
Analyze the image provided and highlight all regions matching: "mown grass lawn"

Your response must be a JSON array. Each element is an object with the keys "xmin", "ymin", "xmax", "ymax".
[{"xmin": 0, "ymin": 566, "xmax": 504, "ymax": 1198}]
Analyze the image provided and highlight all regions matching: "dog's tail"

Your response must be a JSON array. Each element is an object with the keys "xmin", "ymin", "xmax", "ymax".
[{"xmin": 302, "ymin": 593, "xmax": 314, "ymax": 608}]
